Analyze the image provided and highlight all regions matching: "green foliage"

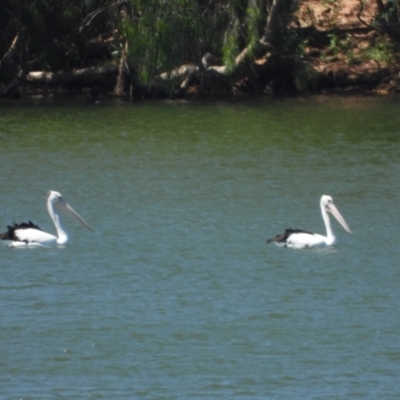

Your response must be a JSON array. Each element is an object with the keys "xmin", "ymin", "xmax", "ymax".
[
  {"xmin": 123, "ymin": 0, "xmax": 218, "ymax": 87},
  {"xmin": 362, "ymin": 40, "xmax": 396, "ymax": 63},
  {"xmin": 246, "ymin": 4, "xmax": 263, "ymax": 55},
  {"xmin": 325, "ymin": 30, "xmax": 396, "ymax": 65},
  {"xmin": 122, "ymin": 0, "xmax": 269, "ymax": 82},
  {"xmin": 327, "ymin": 32, "xmax": 353, "ymax": 58},
  {"xmin": 222, "ymin": 17, "xmax": 241, "ymax": 72},
  {"xmin": 377, "ymin": 0, "xmax": 400, "ymax": 24},
  {"xmin": 222, "ymin": 0, "xmax": 266, "ymax": 72},
  {"xmin": 327, "ymin": 33, "xmax": 340, "ymax": 55},
  {"xmin": 0, "ymin": 0, "xmax": 307, "ymax": 94}
]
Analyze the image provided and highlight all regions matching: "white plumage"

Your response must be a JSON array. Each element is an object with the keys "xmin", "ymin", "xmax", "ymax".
[
  {"xmin": 267, "ymin": 195, "xmax": 352, "ymax": 249},
  {"xmin": 1, "ymin": 190, "xmax": 93, "ymax": 247}
]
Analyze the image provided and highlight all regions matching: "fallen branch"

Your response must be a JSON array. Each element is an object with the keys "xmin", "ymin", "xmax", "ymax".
[
  {"xmin": 26, "ymin": 65, "xmax": 119, "ymax": 84},
  {"xmin": 157, "ymin": 64, "xmax": 199, "ymax": 81}
]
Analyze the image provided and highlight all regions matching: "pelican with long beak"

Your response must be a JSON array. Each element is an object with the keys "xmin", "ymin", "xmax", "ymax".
[
  {"xmin": 267, "ymin": 195, "xmax": 352, "ymax": 249},
  {"xmin": 0, "ymin": 190, "xmax": 93, "ymax": 247}
]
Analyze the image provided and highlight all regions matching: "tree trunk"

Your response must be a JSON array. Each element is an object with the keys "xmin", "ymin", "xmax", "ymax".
[
  {"xmin": 113, "ymin": 41, "xmax": 130, "ymax": 96},
  {"xmin": 261, "ymin": 0, "xmax": 293, "ymax": 49}
]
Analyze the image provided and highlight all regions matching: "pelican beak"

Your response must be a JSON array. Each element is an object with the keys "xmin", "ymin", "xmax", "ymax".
[
  {"xmin": 327, "ymin": 203, "xmax": 352, "ymax": 233},
  {"xmin": 56, "ymin": 199, "xmax": 94, "ymax": 232}
]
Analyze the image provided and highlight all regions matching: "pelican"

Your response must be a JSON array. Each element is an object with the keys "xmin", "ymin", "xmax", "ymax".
[
  {"xmin": 0, "ymin": 190, "xmax": 93, "ymax": 247},
  {"xmin": 267, "ymin": 195, "xmax": 352, "ymax": 249}
]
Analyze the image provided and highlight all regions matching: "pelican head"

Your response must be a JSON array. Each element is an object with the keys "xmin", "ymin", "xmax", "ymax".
[
  {"xmin": 47, "ymin": 190, "xmax": 94, "ymax": 232},
  {"xmin": 321, "ymin": 195, "xmax": 352, "ymax": 233}
]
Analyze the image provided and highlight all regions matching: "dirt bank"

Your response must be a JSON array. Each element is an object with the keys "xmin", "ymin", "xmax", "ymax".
[{"xmin": 294, "ymin": 0, "xmax": 400, "ymax": 94}]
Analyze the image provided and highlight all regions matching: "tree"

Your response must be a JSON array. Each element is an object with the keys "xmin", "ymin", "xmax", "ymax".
[
  {"xmin": 1, "ymin": 0, "xmax": 115, "ymax": 97},
  {"xmin": 117, "ymin": 0, "xmax": 297, "ymax": 97},
  {"xmin": 0, "ymin": 0, "xmax": 305, "ymax": 98}
]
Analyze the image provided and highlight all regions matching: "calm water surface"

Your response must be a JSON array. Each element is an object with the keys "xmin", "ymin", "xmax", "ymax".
[{"xmin": 0, "ymin": 95, "xmax": 399, "ymax": 399}]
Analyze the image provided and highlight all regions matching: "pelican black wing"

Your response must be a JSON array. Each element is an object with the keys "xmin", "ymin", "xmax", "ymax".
[
  {"xmin": 0, "ymin": 221, "xmax": 42, "ymax": 241},
  {"xmin": 267, "ymin": 228, "xmax": 314, "ymax": 243}
]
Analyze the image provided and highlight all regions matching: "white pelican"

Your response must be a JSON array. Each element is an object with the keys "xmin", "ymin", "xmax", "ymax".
[
  {"xmin": 0, "ymin": 190, "xmax": 93, "ymax": 247},
  {"xmin": 267, "ymin": 195, "xmax": 352, "ymax": 249}
]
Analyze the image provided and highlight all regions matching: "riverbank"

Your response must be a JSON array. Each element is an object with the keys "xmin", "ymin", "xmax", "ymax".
[
  {"xmin": 293, "ymin": 0, "xmax": 400, "ymax": 95},
  {"xmin": 1, "ymin": 0, "xmax": 399, "ymax": 99}
]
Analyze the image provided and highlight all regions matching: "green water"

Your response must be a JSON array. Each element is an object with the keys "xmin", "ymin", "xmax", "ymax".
[{"xmin": 0, "ymin": 95, "xmax": 400, "ymax": 399}]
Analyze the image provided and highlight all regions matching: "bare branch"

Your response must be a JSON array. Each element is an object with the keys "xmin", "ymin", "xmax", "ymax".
[
  {"xmin": 79, "ymin": 0, "xmax": 128, "ymax": 32},
  {"xmin": 1, "ymin": 34, "xmax": 19, "ymax": 66}
]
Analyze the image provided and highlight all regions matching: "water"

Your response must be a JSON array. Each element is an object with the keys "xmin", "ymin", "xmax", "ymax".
[{"xmin": 0, "ymin": 95, "xmax": 399, "ymax": 399}]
